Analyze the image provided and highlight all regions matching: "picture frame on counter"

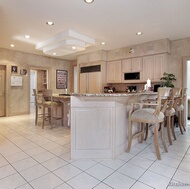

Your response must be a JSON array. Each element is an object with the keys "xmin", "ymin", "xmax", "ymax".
[
  {"xmin": 11, "ymin": 65, "xmax": 18, "ymax": 74},
  {"xmin": 56, "ymin": 70, "xmax": 67, "ymax": 89}
]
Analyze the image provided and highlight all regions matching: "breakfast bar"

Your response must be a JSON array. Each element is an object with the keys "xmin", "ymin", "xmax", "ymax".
[{"xmin": 70, "ymin": 92, "xmax": 157, "ymax": 160}]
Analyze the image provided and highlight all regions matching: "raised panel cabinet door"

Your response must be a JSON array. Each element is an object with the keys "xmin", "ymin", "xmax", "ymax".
[
  {"xmin": 107, "ymin": 61, "xmax": 115, "ymax": 82},
  {"xmin": 88, "ymin": 72, "xmax": 102, "ymax": 93},
  {"xmin": 79, "ymin": 73, "xmax": 87, "ymax": 93},
  {"xmin": 114, "ymin": 60, "xmax": 122, "ymax": 82},
  {"xmin": 121, "ymin": 59, "xmax": 132, "ymax": 72},
  {"xmin": 154, "ymin": 54, "xmax": 166, "ymax": 81},
  {"xmin": 132, "ymin": 57, "xmax": 142, "ymax": 71},
  {"xmin": 142, "ymin": 56, "xmax": 154, "ymax": 81}
]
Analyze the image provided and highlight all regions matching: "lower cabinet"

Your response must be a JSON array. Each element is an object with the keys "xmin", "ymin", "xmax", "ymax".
[{"xmin": 79, "ymin": 72, "xmax": 102, "ymax": 93}]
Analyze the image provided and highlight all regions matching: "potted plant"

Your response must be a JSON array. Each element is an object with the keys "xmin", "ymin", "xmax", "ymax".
[{"xmin": 160, "ymin": 72, "xmax": 176, "ymax": 88}]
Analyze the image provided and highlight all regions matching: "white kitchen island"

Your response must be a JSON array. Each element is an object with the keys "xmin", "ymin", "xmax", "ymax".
[{"xmin": 70, "ymin": 93, "xmax": 157, "ymax": 160}]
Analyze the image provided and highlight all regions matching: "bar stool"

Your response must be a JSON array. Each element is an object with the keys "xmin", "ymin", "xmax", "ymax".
[
  {"xmin": 127, "ymin": 87, "xmax": 171, "ymax": 160},
  {"xmin": 175, "ymin": 88, "xmax": 187, "ymax": 134},
  {"xmin": 165, "ymin": 88, "xmax": 181, "ymax": 144},
  {"xmin": 33, "ymin": 89, "xmax": 43, "ymax": 126},
  {"xmin": 42, "ymin": 89, "xmax": 64, "ymax": 129}
]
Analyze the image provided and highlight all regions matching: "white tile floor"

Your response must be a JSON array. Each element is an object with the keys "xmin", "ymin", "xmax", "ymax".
[{"xmin": 0, "ymin": 106, "xmax": 190, "ymax": 189}]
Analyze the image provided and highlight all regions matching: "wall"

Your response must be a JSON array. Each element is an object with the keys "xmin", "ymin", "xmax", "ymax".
[
  {"xmin": 0, "ymin": 48, "xmax": 73, "ymax": 116},
  {"xmin": 170, "ymin": 37, "xmax": 190, "ymax": 87}
]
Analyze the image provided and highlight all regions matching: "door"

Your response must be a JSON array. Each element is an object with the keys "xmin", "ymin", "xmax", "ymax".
[
  {"xmin": 30, "ymin": 70, "xmax": 36, "ymax": 103},
  {"xmin": 79, "ymin": 73, "xmax": 87, "ymax": 93},
  {"xmin": 0, "ymin": 66, "xmax": 5, "ymax": 116},
  {"xmin": 88, "ymin": 72, "xmax": 101, "ymax": 93}
]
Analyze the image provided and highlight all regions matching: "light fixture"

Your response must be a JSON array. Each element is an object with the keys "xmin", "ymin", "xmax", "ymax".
[
  {"xmin": 53, "ymin": 52, "xmax": 56, "ymax": 55},
  {"xmin": 101, "ymin": 42, "xmax": 106, "ymax": 45},
  {"xmin": 84, "ymin": 0, "xmax": 94, "ymax": 4},
  {"xmin": 46, "ymin": 21, "xmax": 54, "ymax": 26},
  {"xmin": 136, "ymin": 32, "xmax": 142, "ymax": 35},
  {"xmin": 10, "ymin": 44, "xmax": 14, "ymax": 47},
  {"xmin": 25, "ymin": 35, "xmax": 30, "ymax": 39},
  {"xmin": 36, "ymin": 29, "xmax": 96, "ymax": 56}
]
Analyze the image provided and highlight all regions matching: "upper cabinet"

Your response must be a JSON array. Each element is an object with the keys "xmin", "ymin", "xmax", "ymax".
[
  {"xmin": 142, "ymin": 54, "xmax": 168, "ymax": 82},
  {"xmin": 107, "ymin": 60, "xmax": 121, "ymax": 83},
  {"xmin": 121, "ymin": 57, "xmax": 142, "ymax": 72}
]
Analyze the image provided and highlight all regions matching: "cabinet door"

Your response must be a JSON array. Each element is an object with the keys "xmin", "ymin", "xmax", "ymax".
[
  {"xmin": 79, "ymin": 73, "xmax": 87, "ymax": 93},
  {"xmin": 154, "ymin": 54, "xmax": 166, "ymax": 81},
  {"xmin": 88, "ymin": 72, "xmax": 102, "ymax": 93},
  {"xmin": 132, "ymin": 57, "xmax": 142, "ymax": 71},
  {"xmin": 107, "ymin": 60, "xmax": 121, "ymax": 83},
  {"xmin": 121, "ymin": 59, "xmax": 132, "ymax": 72},
  {"xmin": 142, "ymin": 56, "xmax": 154, "ymax": 81}
]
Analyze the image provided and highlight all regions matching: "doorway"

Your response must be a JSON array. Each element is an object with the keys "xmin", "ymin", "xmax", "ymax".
[
  {"xmin": 0, "ymin": 65, "xmax": 6, "ymax": 117},
  {"xmin": 183, "ymin": 57, "xmax": 190, "ymax": 123}
]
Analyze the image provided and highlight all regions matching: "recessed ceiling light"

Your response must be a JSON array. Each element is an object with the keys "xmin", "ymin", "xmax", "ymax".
[
  {"xmin": 72, "ymin": 46, "xmax": 77, "ymax": 50},
  {"xmin": 10, "ymin": 44, "xmax": 14, "ymax": 47},
  {"xmin": 46, "ymin": 21, "xmax": 54, "ymax": 26},
  {"xmin": 101, "ymin": 42, "xmax": 106, "ymax": 45},
  {"xmin": 53, "ymin": 52, "xmax": 56, "ymax": 55},
  {"xmin": 84, "ymin": 0, "xmax": 94, "ymax": 4},
  {"xmin": 136, "ymin": 32, "xmax": 142, "ymax": 35},
  {"xmin": 25, "ymin": 35, "xmax": 30, "ymax": 39}
]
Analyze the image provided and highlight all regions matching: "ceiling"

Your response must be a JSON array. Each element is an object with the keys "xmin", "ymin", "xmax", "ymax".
[{"xmin": 1, "ymin": 0, "xmax": 190, "ymax": 60}]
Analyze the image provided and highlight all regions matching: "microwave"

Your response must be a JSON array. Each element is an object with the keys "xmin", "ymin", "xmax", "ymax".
[{"xmin": 124, "ymin": 72, "xmax": 140, "ymax": 80}]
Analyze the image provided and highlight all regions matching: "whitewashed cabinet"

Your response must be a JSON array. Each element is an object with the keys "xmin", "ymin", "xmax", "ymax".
[
  {"xmin": 107, "ymin": 60, "xmax": 121, "ymax": 83},
  {"xmin": 122, "ymin": 57, "xmax": 142, "ymax": 72},
  {"xmin": 142, "ymin": 54, "xmax": 168, "ymax": 82}
]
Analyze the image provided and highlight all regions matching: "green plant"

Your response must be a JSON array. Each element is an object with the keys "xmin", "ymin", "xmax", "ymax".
[{"xmin": 160, "ymin": 72, "xmax": 176, "ymax": 88}]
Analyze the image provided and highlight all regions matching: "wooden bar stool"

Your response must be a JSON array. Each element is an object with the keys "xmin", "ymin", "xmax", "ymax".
[
  {"xmin": 175, "ymin": 88, "xmax": 187, "ymax": 134},
  {"xmin": 33, "ymin": 89, "xmax": 43, "ymax": 126},
  {"xmin": 127, "ymin": 87, "xmax": 171, "ymax": 160},
  {"xmin": 41, "ymin": 89, "xmax": 64, "ymax": 129},
  {"xmin": 165, "ymin": 88, "xmax": 181, "ymax": 144}
]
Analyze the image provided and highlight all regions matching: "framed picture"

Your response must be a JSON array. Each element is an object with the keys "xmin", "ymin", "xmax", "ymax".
[
  {"xmin": 11, "ymin": 66, "xmax": 18, "ymax": 74},
  {"xmin": 56, "ymin": 70, "xmax": 68, "ymax": 89},
  {"xmin": 20, "ymin": 69, "xmax": 27, "ymax": 75}
]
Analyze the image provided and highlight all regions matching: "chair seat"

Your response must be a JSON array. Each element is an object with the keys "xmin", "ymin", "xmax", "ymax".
[
  {"xmin": 44, "ymin": 101, "xmax": 62, "ymax": 107},
  {"xmin": 165, "ymin": 108, "xmax": 175, "ymax": 116},
  {"xmin": 131, "ymin": 108, "xmax": 164, "ymax": 123},
  {"xmin": 176, "ymin": 104, "xmax": 184, "ymax": 111}
]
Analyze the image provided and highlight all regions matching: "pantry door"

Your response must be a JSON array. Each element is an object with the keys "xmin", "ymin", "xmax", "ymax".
[{"xmin": 0, "ymin": 66, "xmax": 5, "ymax": 116}]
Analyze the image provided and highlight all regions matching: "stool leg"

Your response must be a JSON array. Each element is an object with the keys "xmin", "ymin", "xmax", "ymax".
[
  {"xmin": 154, "ymin": 123, "xmax": 161, "ymax": 160},
  {"xmin": 181, "ymin": 110, "xmax": 186, "ymax": 131},
  {"xmin": 62, "ymin": 105, "xmax": 64, "ymax": 126},
  {"xmin": 171, "ymin": 115, "xmax": 176, "ymax": 140},
  {"xmin": 178, "ymin": 111, "xmax": 183, "ymax": 134},
  {"xmin": 161, "ymin": 121, "xmax": 168, "ymax": 152},
  {"xmin": 140, "ymin": 123, "xmax": 144, "ymax": 143},
  {"xmin": 167, "ymin": 116, "xmax": 172, "ymax": 145},
  {"xmin": 127, "ymin": 120, "xmax": 132, "ymax": 152},
  {"xmin": 144, "ymin": 123, "xmax": 149, "ymax": 141},
  {"xmin": 35, "ymin": 106, "xmax": 38, "ymax": 125},
  {"xmin": 42, "ymin": 106, "xmax": 45, "ymax": 129}
]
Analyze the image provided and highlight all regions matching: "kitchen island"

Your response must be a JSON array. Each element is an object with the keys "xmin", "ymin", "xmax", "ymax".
[{"xmin": 70, "ymin": 92, "xmax": 157, "ymax": 160}]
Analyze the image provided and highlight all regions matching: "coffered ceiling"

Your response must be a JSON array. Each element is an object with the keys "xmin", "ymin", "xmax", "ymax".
[{"xmin": 1, "ymin": 0, "xmax": 190, "ymax": 60}]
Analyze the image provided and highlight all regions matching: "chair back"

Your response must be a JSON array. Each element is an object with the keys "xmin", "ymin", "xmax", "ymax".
[
  {"xmin": 155, "ymin": 87, "xmax": 171, "ymax": 115},
  {"xmin": 33, "ymin": 89, "xmax": 43, "ymax": 106},
  {"xmin": 170, "ymin": 88, "xmax": 182, "ymax": 109},
  {"xmin": 41, "ymin": 89, "xmax": 52, "ymax": 102}
]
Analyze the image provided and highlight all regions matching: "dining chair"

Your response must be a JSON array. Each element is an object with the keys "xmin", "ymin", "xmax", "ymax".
[
  {"xmin": 127, "ymin": 87, "xmax": 171, "ymax": 160},
  {"xmin": 165, "ymin": 88, "xmax": 181, "ymax": 144},
  {"xmin": 175, "ymin": 88, "xmax": 187, "ymax": 134},
  {"xmin": 41, "ymin": 89, "xmax": 64, "ymax": 129},
  {"xmin": 33, "ymin": 89, "xmax": 43, "ymax": 126}
]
